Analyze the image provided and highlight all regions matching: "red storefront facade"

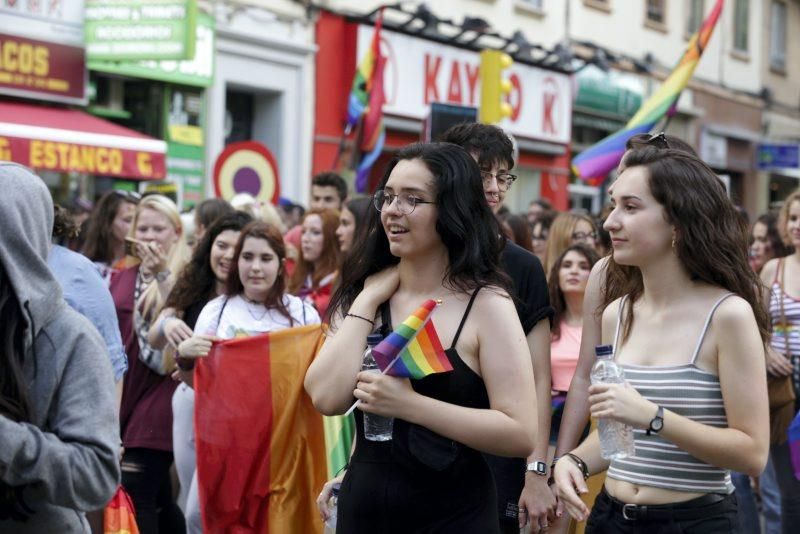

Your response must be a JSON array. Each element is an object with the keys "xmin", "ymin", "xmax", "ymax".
[{"xmin": 313, "ymin": 10, "xmax": 573, "ymax": 210}]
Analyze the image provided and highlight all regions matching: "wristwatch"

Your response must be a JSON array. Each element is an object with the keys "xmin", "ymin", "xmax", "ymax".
[
  {"xmin": 155, "ymin": 269, "xmax": 171, "ymax": 283},
  {"xmin": 647, "ymin": 405, "xmax": 664, "ymax": 436},
  {"xmin": 526, "ymin": 461, "xmax": 547, "ymax": 476}
]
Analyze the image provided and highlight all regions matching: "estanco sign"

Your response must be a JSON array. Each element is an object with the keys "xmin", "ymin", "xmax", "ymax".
[
  {"xmin": 357, "ymin": 25, "xmax": 572, "ymax": 145},
  {"xmin": 0, "ymin": 1, "xmax": 86, "ymax": 104}
]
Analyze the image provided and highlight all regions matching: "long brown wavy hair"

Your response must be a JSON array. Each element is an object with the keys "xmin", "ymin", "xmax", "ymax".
[
  {"xmin": 549, "ymin": 243, "xmax": 600, "ymax": 340},
  {"xmin": 603, "ymin": 147, "xmax": 769, "ymax": 344},
  {"xmin": 81, "ymin": 191, "xmax": 138, "ymax": 263},
  {"xmin": 226, "ymin": 221, "xmax": 294, "ymax": 324},
  {"xmin": 288, "ymin": 209, "xmax": 340, "ymax": 294}
]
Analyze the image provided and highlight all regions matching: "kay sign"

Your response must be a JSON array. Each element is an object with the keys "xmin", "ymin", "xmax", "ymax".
[{"xmin": 357, "ymin": 25, "xmax": 572, "ymax": 145}]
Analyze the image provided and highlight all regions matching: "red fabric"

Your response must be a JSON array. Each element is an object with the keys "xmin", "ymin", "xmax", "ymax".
[
  {"xmin": 194, "ymin": 327, "xmax": 327, "ymax": 533},
  {"xmin": 103, "ymin": 486, "xmax": 140, "ymax": 534},
  {"xmin": 111, "ymin": 266, "xmax": 178, "ymax": 451}
]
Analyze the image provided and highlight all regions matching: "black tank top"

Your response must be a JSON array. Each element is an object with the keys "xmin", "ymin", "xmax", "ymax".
[{"xmin": 338, "ymin": 288, "xmax": 499, "ymax": 533}]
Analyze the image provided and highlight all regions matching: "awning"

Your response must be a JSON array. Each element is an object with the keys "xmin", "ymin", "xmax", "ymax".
[{"xmin": 0, "ymin": 101, "xmax": 166, "ymax": 180}]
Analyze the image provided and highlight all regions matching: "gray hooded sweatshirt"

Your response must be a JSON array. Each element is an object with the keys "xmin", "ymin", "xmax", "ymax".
[{"xmin": 0, "ymin": 163, "xmax": 120, "ymax": 532}]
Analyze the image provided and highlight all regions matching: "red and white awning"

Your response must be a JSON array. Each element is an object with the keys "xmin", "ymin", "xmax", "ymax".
[{"xmin": 0, "ymin": 101, "xmax": 166, "ymax": 180}]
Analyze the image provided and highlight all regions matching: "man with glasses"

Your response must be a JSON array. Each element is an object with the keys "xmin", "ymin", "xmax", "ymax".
[{"xmin": 440, "ymin": 123, "xmax": 556, "ymax": 534}]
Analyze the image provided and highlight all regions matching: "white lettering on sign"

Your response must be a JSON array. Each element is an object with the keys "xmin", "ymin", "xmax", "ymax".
[{"xmin": 357, "ymin": 25, "xmax": 572, "ymax": 144}]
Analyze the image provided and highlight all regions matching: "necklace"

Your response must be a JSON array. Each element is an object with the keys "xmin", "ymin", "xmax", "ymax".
[{"xmin": 243, "ymin": 296, "xmax": 269, "ymax": 321}]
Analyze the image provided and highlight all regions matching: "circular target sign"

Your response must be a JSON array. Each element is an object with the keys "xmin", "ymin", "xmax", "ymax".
[{"xmin": 213, "ymin": 141, "xmax": 280, "ymax": 204}]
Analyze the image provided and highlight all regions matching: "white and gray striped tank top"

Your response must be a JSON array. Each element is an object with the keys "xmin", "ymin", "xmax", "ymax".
[
  {"xmin": 768, "ymin": 261, "xmax": 800, "ymax": 395},
  {"xmin": 606, "ymin": 293, "xmax": 734, "ymax": 494}
]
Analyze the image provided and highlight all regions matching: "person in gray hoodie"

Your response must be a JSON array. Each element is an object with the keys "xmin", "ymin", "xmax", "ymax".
[{"xmin": 0, "ymin": 162, "xmax": 120, "ymax": 532}]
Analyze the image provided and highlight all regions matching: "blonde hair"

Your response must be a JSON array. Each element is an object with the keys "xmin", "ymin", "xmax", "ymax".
[
  {"xmin": 130, "ymin": 195, "xmax": 190, "ymax": 320},
  {"xmin": 543, "ymin": 212, "xmax": 596, "ymax": 278},
  {"xmin": 779, "ymin": 189, "xmax": 800, "ymax": 247}
]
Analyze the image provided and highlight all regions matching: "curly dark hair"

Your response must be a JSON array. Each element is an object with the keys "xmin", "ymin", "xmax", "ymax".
[
  {"xmin": 328, "ymin": 142, "xmax": 511, "ymax": 318},
  {"xmin": 52, "ymin": 204, "xmax": 80, "ymax": 240},
  {"xmin": 437, "ymin": 122, "xmax": 515, "ymax": 171},
  {"xmin": 165, "ymin": 212, "xmax": 253, "ymax": 312},
  {"xmin": 604, "ymin": 147, "xmax": 769, "ymax": 344}
]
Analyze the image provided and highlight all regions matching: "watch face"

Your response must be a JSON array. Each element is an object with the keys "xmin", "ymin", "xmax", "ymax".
[
  {"xmin": 652, "ymin": 418, "xmax": 664, "ymax": 432},
  {"xmin": 527, "ymin": 462, "xmax": 546, "ymax": 475}
]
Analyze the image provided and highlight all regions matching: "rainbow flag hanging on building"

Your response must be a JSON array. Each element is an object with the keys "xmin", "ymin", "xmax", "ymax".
[
  {"xmin": 572, "ymin": 0, "xmax": 724, "ymax": 182},
  {"xmin": 345, "ymin": 10, "xmax": 386, "ymax": 192},
  {"xmin": 372, "ymin": 300, "xmax": 452, "ymax": 379},
  {"xmin": 194, "ymin": 325, "xmax": 327, "ymax": 534}
]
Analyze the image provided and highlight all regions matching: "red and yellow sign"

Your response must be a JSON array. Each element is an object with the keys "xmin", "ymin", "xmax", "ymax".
[
  {"xmin": 0, "ymin": 33, "xmax": 86, "ymax": 103},
  {"xmin": 0, "ymin": 136, "xmax": 164, "ymax": 180},
  {"xmin": 213, "ymin": 141, "xmax": 280, "ymax": 204}
]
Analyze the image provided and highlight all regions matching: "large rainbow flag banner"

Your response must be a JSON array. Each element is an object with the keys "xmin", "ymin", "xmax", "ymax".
[
  {"xmin": 572, "ymin": 0, "xmax": 724, "ymax": 182},
  {"xmin": 372, "ymin": 299, "xmax": 452, "ymax": 379},
  {"xmin": 194, "ymin": 325, "xmax": 327, "ymax": 534}
]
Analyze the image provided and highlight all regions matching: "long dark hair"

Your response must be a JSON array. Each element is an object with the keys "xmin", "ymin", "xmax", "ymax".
[
  {"xmin": 604, "ymin": 147, "xmax": 769, "ymax": 343},
  {"xmin": 329, "ymin": 142, "xmax": 510, "ymax": 317},
  {"xmin": 504, "ymin": 214, "xmax": 534, "ymax": 253},
  {"xmin": 548, "ymin": 244, "xmax": 599, "ymax": 340},
  {"xmin": 226, "ymin": 221, "xmax": 294, "ymax": 324},
  {"xmin": 343, "ymin": 197, "xmax": 372, "ymax": 255},
  {"xmin": 754, "ymin": 212, "xmax": 791, "ymax": 260},
  {"xmin": 166, "ymin": 211, "xmax": 253, "ymax": 312},
  {"xmin": 0, "ymin": 267, "xmax": 33, "ymax": 520},
  {"xmin": 81, "ymin": 191, "xmax": 137, "ymax": 263}
]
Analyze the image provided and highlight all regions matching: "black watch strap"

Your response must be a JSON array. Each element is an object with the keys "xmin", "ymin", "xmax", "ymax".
[{"xmin": 646, "ymin": 405, "xmax": 664, "ymax": 436}]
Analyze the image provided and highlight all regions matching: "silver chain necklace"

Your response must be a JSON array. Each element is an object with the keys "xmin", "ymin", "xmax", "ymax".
[{"xmin": 243, "ymin": 296, "xmax": 269, "ymax": 321}]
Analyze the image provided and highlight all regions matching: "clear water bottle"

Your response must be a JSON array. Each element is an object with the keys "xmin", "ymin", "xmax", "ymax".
[
  {"xmin": 590, "ymin": 344, "xmax": 635, "ymax": 459},
  {"xmin": 362, "ymin": 333, "xmax": 393, "ymax": 441},
  {"xmin": 324, "ymin": 483, "xmax": 340, "ymax": 530}
]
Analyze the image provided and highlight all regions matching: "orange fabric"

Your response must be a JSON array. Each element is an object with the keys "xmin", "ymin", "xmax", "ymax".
[
  {"xmin": 195, "ymin": 325, "xmax": 327, "ymax": 533},
  {"xmin": 103, "ymin": 486, "xmax": 140, "ymax": 534}
]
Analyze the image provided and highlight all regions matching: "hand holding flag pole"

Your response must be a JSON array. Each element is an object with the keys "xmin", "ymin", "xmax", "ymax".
[{"xmin": 344, "ymin": 299, "xmax": 451, "ymax": 416}]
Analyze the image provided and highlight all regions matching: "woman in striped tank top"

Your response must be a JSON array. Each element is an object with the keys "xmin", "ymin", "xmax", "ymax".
[
  {"xmin": 554, "ymin": 147, "xmax": 770, "ymax": 533},
  {"xmin": 758, "ymin": 190, "xmax": 800, "ymax": 534}
]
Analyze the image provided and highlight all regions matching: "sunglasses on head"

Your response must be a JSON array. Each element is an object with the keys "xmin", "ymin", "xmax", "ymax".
[
  {"xmin": 112, "ymin": 190, "xmax": 142, "ymax": 203},
  {"xmin": 645, "ymin": 132, "xmax": 669, "ymax": 149}
]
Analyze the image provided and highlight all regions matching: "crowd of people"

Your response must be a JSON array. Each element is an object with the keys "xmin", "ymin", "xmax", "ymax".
[{"xmin": 0, "ymin": 122, "xmax": 796, "ymax": 534}]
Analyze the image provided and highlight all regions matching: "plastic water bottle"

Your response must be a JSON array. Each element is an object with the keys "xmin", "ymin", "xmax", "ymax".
[
  {"xmin": 362, "ymin": 333, "xmax": 393, "ymax": 441},
  {"xmin": 590, "ymin": 344, "xmax": 635, "ymax": 459},
  {"xmin": 324, "ymin": 483, "xmax": 340, "ymax": 530}
]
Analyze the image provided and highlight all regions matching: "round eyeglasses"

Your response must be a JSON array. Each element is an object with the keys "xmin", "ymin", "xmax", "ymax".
[
  {"xmin": 373, "ymin": 189, "xmax": 435, "ymax": 215},
  {"xmin": 480, "ymin": 170, "xmax": 517, "ymax": 192}
]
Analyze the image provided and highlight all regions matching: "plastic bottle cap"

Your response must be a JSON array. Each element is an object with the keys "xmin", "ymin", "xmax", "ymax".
[
  {"xmin": 595, "ymin": 344, "xmax": 613, "ymax": 357},
  {"xmin": 367, "ymin": 333, "xmax": 383, "ymax": 346}
]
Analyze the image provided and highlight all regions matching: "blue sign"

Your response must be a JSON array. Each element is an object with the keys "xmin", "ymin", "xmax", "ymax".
[{"xmin": 757, "ymin": 144, "xmax": 800, "ymax": 170}]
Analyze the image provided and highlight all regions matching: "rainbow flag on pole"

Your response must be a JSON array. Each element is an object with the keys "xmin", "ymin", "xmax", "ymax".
[
  {"xmin": 572, "ymin": 0, "xmax": 724, "ymax": 182},
  {"xmin": 345, "ymin": 10, "xmax": 386, "ymax": 192},
  {"xmin": 372, "ymin": 300, "xmax": 452, "ymax": 379}
]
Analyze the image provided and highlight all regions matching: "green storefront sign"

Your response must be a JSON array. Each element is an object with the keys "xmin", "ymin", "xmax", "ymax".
[
  {"xmin": 89, "ymin": 12, "xmax": 214, "ymax": 87},
  {"xmin": 574, "ymin": 65, "xmax": 643, "ymax": 119},
  {"xmin": 86, "ymin": 0, "xmax": 198, "ymax": 61}
]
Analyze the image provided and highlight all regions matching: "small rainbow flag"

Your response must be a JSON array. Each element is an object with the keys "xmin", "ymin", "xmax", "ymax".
[
  {"xmin": 372, "ymin": 300, "xmax": 452, "ymax": 379},
  {"xmin": 103, "ymin": 486, "xmax": 140, "ymax": 534}
]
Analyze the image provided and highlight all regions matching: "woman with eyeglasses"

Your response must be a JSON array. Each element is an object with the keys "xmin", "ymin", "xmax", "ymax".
[
  {"xmin": 82, "ymin": 189, "xmax": 141, "ymax": 282},
  {"xmin": 305, "ymin": 142, "xmax": 537, "ymax": 533},
  {"xmin": 288, "ymin": 208, "xmax": 341, "ymax": 320},
  {"xmin": 553, "ymin": 147, "xmax": 768, "ymax": 532},
  {"xmin": 543, "ymin": 213, "xmax": 598, "ymax": 278}
]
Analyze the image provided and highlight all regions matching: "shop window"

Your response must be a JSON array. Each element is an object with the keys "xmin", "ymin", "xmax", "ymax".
[
  {"xmin": 645, "ymin": 0, "xmax": 666, "ymax": 25},
  {"xmin": 225, "ymin": 90, "xmax": 254, "ymax": 146},
  {"xmin": 686, "ymin": 0, "xmax": 704, "ymax": 35},
  {"xmin": 769, "ymin": 1, "xmax": 787, "ymax": 72},
  {"xmin": 583, "ymin": 0, "xmax": 611, "ymax": 13},
  {"xmin": 733, "ymin": 0, "xmax": 749, "ymax": 53},
  {"xmin": 519, "ymin": 0, "xmax": 544, "ymax": 9}
]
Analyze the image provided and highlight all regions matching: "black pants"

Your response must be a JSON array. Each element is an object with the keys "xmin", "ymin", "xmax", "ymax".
[
  {"xmin": 585, "ymin": 487, "xmax": 738, "ymax": 533},
  {"xmin": 121, "ymin": 447, "xmax": 185, "ymax": 534}
]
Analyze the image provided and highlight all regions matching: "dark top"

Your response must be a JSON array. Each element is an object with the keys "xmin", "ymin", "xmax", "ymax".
[
  {"xmin": 490, "ymin": 240, "xmax": 553, "ymax": 524},
  {"xmin": 337, "ymin": 288, "xmax": 500, "ymax": 533},
  {"xmin": 501, "ymin": 240, "xmax": 553, "ymax": 333},
  {"xmin": 111, "ymin": 266, "xmax": 178, "ymax": 451}
]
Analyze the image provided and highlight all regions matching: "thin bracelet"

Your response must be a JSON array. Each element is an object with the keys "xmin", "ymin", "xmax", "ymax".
[
  {"xmin": 565, "ymin": 453, "xmax": 589, "ymax": 481},
  {"xmin": 345, "ymin": 313, "xmax": 374, "ymax": 326}
]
